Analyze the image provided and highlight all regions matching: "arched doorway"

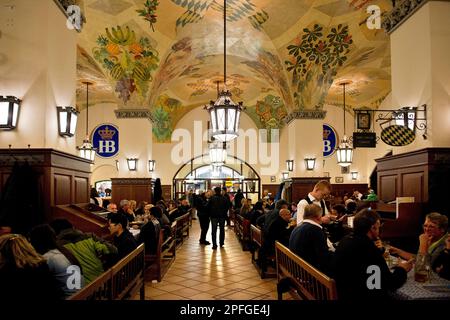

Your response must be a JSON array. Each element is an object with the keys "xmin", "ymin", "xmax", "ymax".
[{"xmin": 173, "ymin": 155, "xmax": 261, "ymax": 203}]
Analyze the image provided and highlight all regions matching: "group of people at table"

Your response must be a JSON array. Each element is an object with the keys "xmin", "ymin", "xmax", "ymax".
[{"xmin": 253, "ymin": 180, "xmax": 449, "ymax": 300}]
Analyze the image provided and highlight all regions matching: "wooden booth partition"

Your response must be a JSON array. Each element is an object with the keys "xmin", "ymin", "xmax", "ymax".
[
  {"xmin": 289, "ymin": 177, "xmax": 331, "ymax": 203},
  {"xmin": 111, "ymin": 178, "xmax": 152, "ymax": 205},
  {"xmin": 0, "ymin": 148, "xmax": 91, "ymax": 223},
  {"xmin": 262, "ymin": 185, "xmax": 279, "ymax": 198},
  {"xmin": 376, "ymin": 148, "xmax": 450, "ymax": 215}
]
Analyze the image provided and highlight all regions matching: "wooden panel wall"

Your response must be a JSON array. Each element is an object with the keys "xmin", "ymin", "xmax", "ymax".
[
  {"xmin": 111, "ymin": 178, "xmax": 152, "ymax": 205},
  {"xmin": 0, "ymin": 149, "xmax": 92, "ymax": 222},
  {"xmin": 376, "ymin": 148, "xmax": 450, "ymax": 215},
  {"xmin": 290, "ymin": 177, "xmax": 331, "ymax": 203}
]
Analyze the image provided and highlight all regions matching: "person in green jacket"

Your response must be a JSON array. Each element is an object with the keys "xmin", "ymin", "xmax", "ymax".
[{"xmin": 50, "ymin": 219, "xmax": 118, "ymax": 284}]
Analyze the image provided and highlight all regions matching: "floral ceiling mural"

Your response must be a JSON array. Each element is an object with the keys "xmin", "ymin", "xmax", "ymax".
[{"xmin": 73, "ymin": 0, "xmax": 393, "ymax": 142}]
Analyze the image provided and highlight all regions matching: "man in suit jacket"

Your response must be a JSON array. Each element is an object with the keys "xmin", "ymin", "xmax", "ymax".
[
  {"xmin": 207, "ymin": 187, "xmax": 230, "ymax": 249},
  {"xmin": 289, "ymin": 204, "xmax": 334, "ymax": 276},
  {"xmin": 334, "ymin": 209, "xmax": 413, "ymax": 300}
]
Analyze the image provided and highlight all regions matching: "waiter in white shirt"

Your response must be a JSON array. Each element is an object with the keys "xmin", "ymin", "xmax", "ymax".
[{"xmin": 296, "ymin": 180, "xmax": 332, "ymax": 225}]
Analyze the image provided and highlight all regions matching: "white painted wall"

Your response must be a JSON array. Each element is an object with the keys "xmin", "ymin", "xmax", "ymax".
[{"xmin": 0, "ymin": 0, "xmax": 77, "ymax": 152}]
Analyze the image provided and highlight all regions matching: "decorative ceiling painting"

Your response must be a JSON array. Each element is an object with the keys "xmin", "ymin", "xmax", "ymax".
[{"xmin": 72, "ymin": 0, "xmax": 393, "ymax": 142}]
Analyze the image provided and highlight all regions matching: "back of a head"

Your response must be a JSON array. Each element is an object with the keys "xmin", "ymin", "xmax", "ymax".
[
  {"xmin": 109, "ymin": 213, "xmax": 128, "ymax": 230},
  {"xmin": 346, "ymin": 201, "xmax": 357, "ymax": 213},
  {"xmin": 332, "ymin": 204, "xmax": 346, "ymax": 216},
  {"xmin": 49, "ymin": 219, "xmax": 73, "ymax": 236},
  {"xmin": 253, "ymin": 201, "xmax": 264, "ymax": 211},
  {"xmin": 214, "ymin": 187, "xmax": 221, "ymax": 195},
  {"xmin": 303, "ymin": 204, "xmax": 322, "ymax": 220},
  {"xmin": 353, "ymin": 208, "xmax": 380, "ymax": 235},
  {"xmin": 29, "ymin": 224, "xmax": 57, "ymax": 255},
  {"xmin": 150, "ymin": 206, "xmax": 163, "ymax": 219},
  {"xmin": 275, "ymin": 199, "xmax": 289, "ymax": 210},
  {"xmin": 0, "ymin": 234, "xmax": 45, "ymax": 269}
]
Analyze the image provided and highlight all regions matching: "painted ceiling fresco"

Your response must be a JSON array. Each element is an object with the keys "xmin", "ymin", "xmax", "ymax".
[{"xmin": 74, "ymin": 0, "xmax": 393, "ymax": 141}]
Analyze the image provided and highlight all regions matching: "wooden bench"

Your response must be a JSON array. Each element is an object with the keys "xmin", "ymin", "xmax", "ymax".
[
  {"xmin": 145, "ymin": 228, "xmax": 176, "ymax": 282},
  {"xmin": 275, "ymin": 241, "xmax": 337, "ymax": 300},
  {"xmin": 174, "ymin": 212, "xmax": 190, "ymax": 247},
  {"xmin": 69, "ymin": 243, "xmax": 145, "ymax": 300},
  {"xmin": 234, "ymin": 214, "xmax": 251, "ymax": 250},
  {"xmin": 250, "ymin": 224, "xmax": 276, "ymax": 279}
]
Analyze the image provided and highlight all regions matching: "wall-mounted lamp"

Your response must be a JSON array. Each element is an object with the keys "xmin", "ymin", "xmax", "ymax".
[
  {"xmin": 148, "ymin": 160, "xmax": 156, "ymax": 172},
  {"xmin": 304, "ymin": 158, "xmax": 316, "ymax": 171},
  {"xmin": 286, "ymin": 160, "xmax": 294, "ymax": 172},
  {"xmin": 282, "ymin": 171, "xmax": 289, "ymax": 181},
  {"xmin": 127, "ymin": 158, "xmax": 138, "ymax": 171},
  {"xmin": 115, "ymin": 160, "xmax": 119, "ymax": 171},
  {"xmin": 0, "ymin": 96, "xmax": 21, "ymax": 130},
  {"xmin": 57, "ymin": 106, "xmax": 78, "ymax": 137},
  {"xmin": 351, "ymin": 171, "xmax": 358, "ymax": 180}
]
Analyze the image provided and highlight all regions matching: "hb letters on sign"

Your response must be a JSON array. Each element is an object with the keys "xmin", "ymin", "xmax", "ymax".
[{"xmin": 92, "ymin": 124, "xmax": 120, "ymax": 158}]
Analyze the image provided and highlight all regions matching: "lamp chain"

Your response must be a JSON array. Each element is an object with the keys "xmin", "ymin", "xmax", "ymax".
[
  {"xmin": 343, "ymin": 82, "xmax": 346, "ymax": 137},
  {"xmin": 85, "ymin": 82, "xmax": 89, "ymax": 137},
  {"xmin": 223, "ymin": 0, "xmax": 226, "ymax": 87}
]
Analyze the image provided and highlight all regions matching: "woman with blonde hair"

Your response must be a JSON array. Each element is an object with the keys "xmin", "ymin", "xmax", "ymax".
[{"xmin": 0, "ymin": 234, "xmax": 63, "ymax": 300}]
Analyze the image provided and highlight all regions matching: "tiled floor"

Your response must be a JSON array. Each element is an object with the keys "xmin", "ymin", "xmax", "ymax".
[{"xmin": 142, "ymin": 220, "xmax": 279, "ymax": 300}]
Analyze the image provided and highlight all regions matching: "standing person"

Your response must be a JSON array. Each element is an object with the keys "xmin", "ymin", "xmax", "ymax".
[
  {"xmin": 296, "ymin": 180, "xmax": 332, "ymax": 225},
  {"xmin": 195, "ymin": 192, "xmax": 211, "ymax": 245},
  {"xmin": 222, "ymin": 187, "xmax": 233, "ymax": 226},
  {"xmin": 233, "ymin": 189, "xmax": 244, "ymax": 210},
  {"xmin": 208, "ymin": 187, "xmax": 230, "ymax": 249}
]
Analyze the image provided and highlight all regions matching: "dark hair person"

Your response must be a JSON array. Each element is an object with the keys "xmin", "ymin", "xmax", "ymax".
[
  {"xmin": 29, "ymin": 224, "xmax": 85, "ymax": 298},
  {"xmin": 0, "ymin": 234, "xmax": 63, "ymax": 300}
]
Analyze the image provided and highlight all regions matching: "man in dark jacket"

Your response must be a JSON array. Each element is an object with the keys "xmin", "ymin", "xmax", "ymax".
[
  {"xmin": 233, "ymin": 189, "xmax": 244, "ymax": 210},
  {"xmin": 109, "ymin": 213, "xmax": 137, "ymax": 259},
  {"xmin": 259, "ymin": 199, "xmax": 289, "ymax": 234},
  {"xmin": 207, "ymin": 187, "xmax": 230, "ymax": 249},
  {"xmin": 334, "ymin": 209, "xmax": 413, "ymax": 300},
  {"xmin": 194, "ymin": 192, "xmax": 211, "ymax": 245},
  {"xmin": 289, "ymin": 204, "xmax": 334, "ymax": 276}
]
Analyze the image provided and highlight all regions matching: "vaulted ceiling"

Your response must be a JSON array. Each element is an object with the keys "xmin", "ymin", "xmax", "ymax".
[{"xmin": 74, "ymin": 0, "xmax": 392, "ymax": 141}]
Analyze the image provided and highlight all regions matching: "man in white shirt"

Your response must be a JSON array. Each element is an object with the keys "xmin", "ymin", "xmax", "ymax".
[{"xmin": 296, "ymin": 180, "xmax": 331, "ymax": 225}]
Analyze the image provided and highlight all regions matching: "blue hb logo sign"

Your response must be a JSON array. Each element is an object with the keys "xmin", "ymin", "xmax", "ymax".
[
  {"xmin": 323, "ymin": 123, "xmax": 338, "ymax": 158},
  {"xmin": 92, "ymin": 124, "xmax": 119, "ymax": 158}
]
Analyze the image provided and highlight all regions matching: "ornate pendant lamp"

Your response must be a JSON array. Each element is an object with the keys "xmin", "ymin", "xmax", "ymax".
[
  {"xmin": 205, "ymin": 0, "xmax": 244, "ymax": 142},
  {"xmin": 336, "ymin": 81, "xmax": 353, "ymax": 167},
  {"xmin": 209, "ymin": 141, "xmax": 227, "ymax": 167},
  {"xmin": 77, "ymin": 81, "xmax": 96, "ymax": 161}
]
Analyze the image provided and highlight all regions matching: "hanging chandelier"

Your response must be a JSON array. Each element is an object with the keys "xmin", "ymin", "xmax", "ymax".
[
  {"xmin": 209, "ymin": 141, "xmax": 227, "ymax": 167},
  {"xmin": 336, "ymin": 81, "xmax": 353, "ymax": 167},
  {"xmin": 77, "ymin": 81, "xmax": 96, "ymax": 162},
  {"xmin": 205, "ymin": 0, "xmax": 244, "ymax": 142}
]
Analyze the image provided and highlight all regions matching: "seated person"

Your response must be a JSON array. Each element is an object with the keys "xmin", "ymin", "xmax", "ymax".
[
  {"xmin": 389, "ymin": 212, "xmax": 448, "ymax": 269},
  {"xmin": 334, "ymin": 209, "xmax": 413, "ymax": 300},
  {"xmin": 106, "ymin": 202, "xmax": 118, "ymax": 220},
  {"xmin": 108, "ymin": 214, "xmax": 137, "ymax": 260},
  {"xmin": 167, "ymin": 200, "xmax": 181, "ymax": 222},
  {"xmin": 50, "ymin": 219, "xmax": 118, "ymax": 284},
  {"xmin": 244, "ymin": 201, "xmax": 264, "ymax": 226},
  {"xmin": 259, "ymin": 199, "xmax": 289, "ymax": 234},
  {"xmin": 117, "ymin": 199, "xmax": 135, "ymax": 223},
  {"xmin": 137, "ymin": 207, "xmax": 161, "ymax": 255},
  {"xmin": 433, "ymin": 234, "xmax": 450, "ymax": 280},
  {"xmin": 289, "ymin": 204, "xmax": 334, "ymax": 276},
  {"xmin": 29, "ymin": 224, "xmax": 85, "ymax": 298},
  {"xmin": 260, "ymin": 208, "xmax": 294, "ymax": 270},
  {"xmin": 178, "ymin": 199, "xmax": 191, "ymax": 216},
  {"xmin": 0, "ymin": 234, "xmax": 63, "ymax": 300}
]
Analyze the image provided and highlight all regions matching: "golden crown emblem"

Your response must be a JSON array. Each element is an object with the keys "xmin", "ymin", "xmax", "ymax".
[
  {"xmin": 323, "ymin": 129, "xmax": 331, "ymax": 140},
  {"xmin": 98, "ymin": 126, "xmax": 116, "ymax": 140}
]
